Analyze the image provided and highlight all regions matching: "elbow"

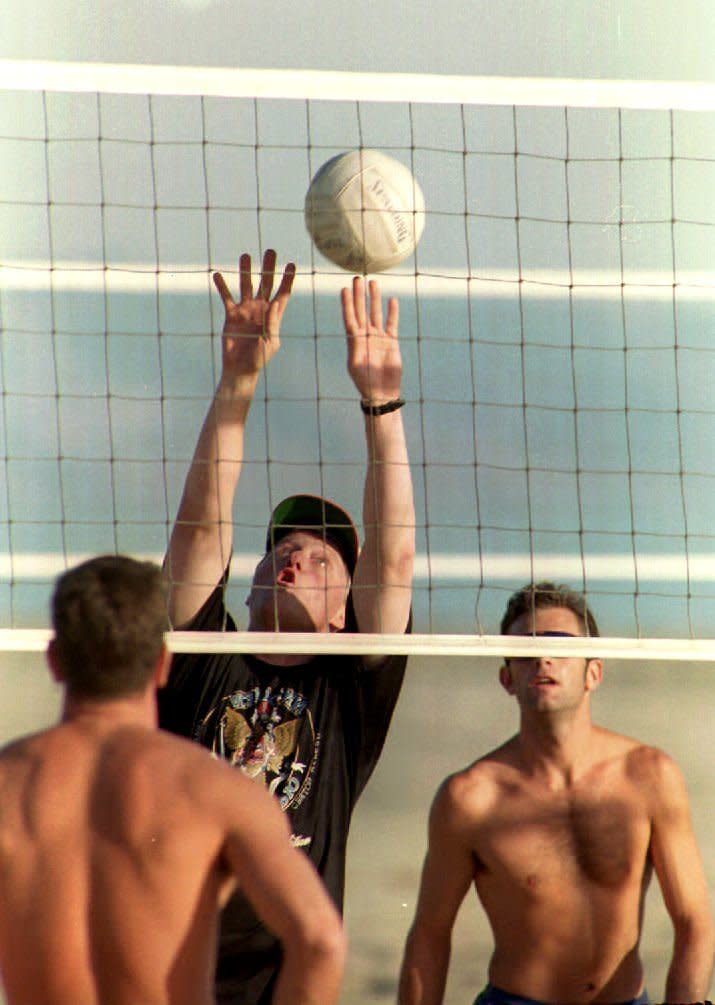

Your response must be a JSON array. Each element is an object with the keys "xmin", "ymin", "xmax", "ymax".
[
  {"xmin": 390, "ymin": 544, "xmax": 416, "ymax": 587},
  {"xmin": 673, "ymin": 910, "xmax": 715, "ymax": 955},
  {"xmin": 398, "ymin": 921, "xmax": 452, "ymax": 1005},
  {"xmin": 407, "ymin": 916, "xmax": 452, "ymax": 954},
  {"xmin": 291, "ymin": 906, "xmax": 348, "ymax": 974},
  {"xmin": 314, "ymin": 914, "xmax": 348, "ymax": 969},
  {"xmin": 382, "ymin": 532, "xmax": 417, "ymax": 584}
]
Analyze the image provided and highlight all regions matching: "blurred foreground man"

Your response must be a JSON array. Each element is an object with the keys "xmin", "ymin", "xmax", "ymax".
[{"xmin": 0, "ymin": 556, "xmax": 345, "ymax": 1005}]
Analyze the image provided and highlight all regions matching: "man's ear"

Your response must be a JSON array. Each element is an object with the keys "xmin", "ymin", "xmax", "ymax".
[
  {"xmin": 46, "ymin": 638, "xmax": 65, "ymax": 684},
  {"xmin": 154, "ymin": 643, "xmax": 172, "ymax": 689},
  {"xmin": 499, "ymin": 662, "xmax": 515, "ymax": 695},
  {"xmin": 585, "ymin": 658, "xmax": 603, "ymax": 693},
  {"xmin": 329, "ymin": 606, "xmax": 346, "ymax": 633}
]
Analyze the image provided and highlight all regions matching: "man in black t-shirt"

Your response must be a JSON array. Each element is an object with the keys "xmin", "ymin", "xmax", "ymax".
[{"xmin": 160, "ymin": 249, "xmax": 415, "ymax": 1004}]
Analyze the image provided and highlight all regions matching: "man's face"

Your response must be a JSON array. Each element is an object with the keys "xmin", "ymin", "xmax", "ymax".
[
  {"xmin": 499, "ymin": 605, "xmax": 602, "ymax": 712},
  {"xmin": 247, "ymin": 531, "xmax": 351, "ymax": 632}
]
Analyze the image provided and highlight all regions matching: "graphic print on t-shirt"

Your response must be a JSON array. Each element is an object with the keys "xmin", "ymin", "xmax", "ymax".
[{"xmin": 195, "ymin": 684, "xmax": 319, "ymax": 811}]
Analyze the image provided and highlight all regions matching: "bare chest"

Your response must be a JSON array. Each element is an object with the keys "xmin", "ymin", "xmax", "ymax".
[{"xmin": 476, "ymin": 787, "xmax": 651, "ymax": 891}]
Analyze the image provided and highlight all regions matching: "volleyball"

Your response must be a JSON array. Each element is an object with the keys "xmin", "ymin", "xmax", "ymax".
[{"xmin": 304, "ymin": 149, "xmax": 425, "ymax": 274}]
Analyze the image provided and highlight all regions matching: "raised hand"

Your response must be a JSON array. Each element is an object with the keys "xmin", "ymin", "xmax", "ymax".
[
  {"xmin": 341, "ymin": 277, "xmax": 402, "ymax": 404},
  {"xmin": 213, "ymin": 249, "xmax": 296, "ymax": 378}
]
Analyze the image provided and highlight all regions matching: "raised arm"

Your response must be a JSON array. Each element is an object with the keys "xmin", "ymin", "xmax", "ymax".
[
  {"xmin": 218, "ymin": 768, "xmax": 346, "ymax": 1005},
  {"xmin": 341, "ymin": 277, "xmax": 415, "ymax": 637},
  {"xmin": 648, "ymin": 750, "xmax": 715, "ymax": 1003},
  {"xmin": 399, "ymin": 778, "xmax": 475, "ymax": 1005},
  {"xmin": 165, "ymin": 250, "xmax": 295, "ymax": 627}
]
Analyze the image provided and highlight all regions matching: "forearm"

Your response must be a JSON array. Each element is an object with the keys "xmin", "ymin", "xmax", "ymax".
[
  {"xmin": 165, "ymin": 371, "xmax": 258, "ymax": 624},
  {"xmin": 174, "ymin": 373, "xmax": 257, "ymax": 525},
  {"xmin": 398, "ymin": 926, "xmax": 451, "ymax": 1005},
  {"xmin": 354, "ymin": 408, "xmax": 415, "ymax": 631},
  {"xmin": 664, "ymin": 921, "xmax": 715, "ymax": 1003}
]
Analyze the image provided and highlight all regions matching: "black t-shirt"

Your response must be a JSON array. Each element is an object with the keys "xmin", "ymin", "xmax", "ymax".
[{"xmin": 158, "ymin": 578, "xmax": 408, "ymax": 1005}]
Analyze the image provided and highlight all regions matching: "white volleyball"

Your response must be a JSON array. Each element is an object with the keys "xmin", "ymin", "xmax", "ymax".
[{"xmin": 304, "ymin": 149, "xmax": 425, "ymax": 273}]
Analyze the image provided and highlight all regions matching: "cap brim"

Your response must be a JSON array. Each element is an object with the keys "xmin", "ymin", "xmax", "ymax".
[{"xmin": 266, "ymin": 495, "xmax": 359, "ymax": 576}]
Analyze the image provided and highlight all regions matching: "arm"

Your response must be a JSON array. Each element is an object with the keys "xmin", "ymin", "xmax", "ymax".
[
  {"xmin": 649, "ymin": 751, "xmax": 715, "ymax": 1003},
  {"xmin": 219, "ymin": 770, "xmax": 346, "ymax": 1005},
  {"xmin": 399, "ymin": 779, "xmax": 475, "ymax": 1005},
  {"xmin": 164, "ymin": 250, "xmax": 295, "ymax": 628},
  {"xmin": 341, "ymin": 278, "xmax": 415, "ymax": 639}
]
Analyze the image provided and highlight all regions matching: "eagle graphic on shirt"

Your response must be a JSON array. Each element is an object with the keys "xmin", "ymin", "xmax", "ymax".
[
  {"xmin": 199, "ymin": 685, "xmax": 318, "ymax": 812},
  {"xmin": 222, "ymin": 705, "xmax": 299, "ymax": 780}
]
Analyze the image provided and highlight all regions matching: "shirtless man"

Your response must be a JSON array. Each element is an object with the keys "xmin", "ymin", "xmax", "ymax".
[
  {"xmin": 0, "ymin": 555, "xmax": 345, "ymax": 1005},
  {"xmin": 399, "ymin": 581, "xmax": 714, "ymax": 1005}
]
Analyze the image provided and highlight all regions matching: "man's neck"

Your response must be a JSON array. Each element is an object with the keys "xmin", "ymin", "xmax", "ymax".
[
  {"xmin": 516, "ymin": 708, "xmax": 597, "ymax": 787},
  {"xmin": 61, "ymin": 690, "xmax": 157, "ymax": 731}
]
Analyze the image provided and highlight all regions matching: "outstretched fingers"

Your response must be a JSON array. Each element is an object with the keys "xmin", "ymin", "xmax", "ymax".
[
  {"xmin": 256, "ymin": 248, "xmax": 277, "ymax": 301},
  {"xmin": 272, "ymin": 261, "xmax": 296, "ymax": 313},
  {"xmin": 212, "ymin": 270, "xmax": 235, "ymax": 310},
  {"xmin": 340, "ymin": 280, "xmax": 357, "ymax": 334},
  {"xmin": 214, "ymin": 251, "xmax": 296, "ymax": 330},
  {"xmin": 238, "ymin": 252, "xmax": 254, "ymax": 302},
  {"xmin": 342, "ymin": 275, "xmax": 372, "ymax": 334},
  {"xmin": 342, "ymin": 275, "xmax": 399, "ymax": 340},
  {"xmin": 367, "ymin": 279, "xmax": 383, "ymax": 332},
  {"xmin": 384, "ymin": 294, "xmax": 399, "ymax": 337}
]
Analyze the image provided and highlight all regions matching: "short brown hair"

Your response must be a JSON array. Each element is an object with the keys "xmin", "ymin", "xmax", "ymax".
[
  {"xmin": 500, "ymin": 581, "xmax": 600, "ymax": 638},
  {"xmin": 51, "ymin": 555, "xmax": 169, "ymax": 699}
]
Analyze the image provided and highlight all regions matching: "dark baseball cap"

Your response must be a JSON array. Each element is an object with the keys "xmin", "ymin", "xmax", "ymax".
[{"xmin": 265, "ymin": 495, "xmax": 360, "ymax": 577}]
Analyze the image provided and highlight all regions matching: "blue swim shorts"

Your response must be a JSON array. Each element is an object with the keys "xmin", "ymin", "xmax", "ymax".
[{"xmin": 473, "ymin": 984, "xmax": 650, "ymax": 1005}]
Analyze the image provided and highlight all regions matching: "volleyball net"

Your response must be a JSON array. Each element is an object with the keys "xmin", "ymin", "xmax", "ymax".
[{"xmin": 1, "ymin": 60, "xmax": 714, "ymax": 659}]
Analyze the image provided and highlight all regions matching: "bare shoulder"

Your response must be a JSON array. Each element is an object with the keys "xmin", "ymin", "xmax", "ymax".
[
  {"xmin": 0, "ymin": 727, "xmax": 71, "ymax": 783},
  {"xmin": 140, "ymin": 728, "xmax": 286, "ymax": 825},
  {"xmin": 0, "ymin": 733, "xmax": 42, "ymax": 791},
  {"xmin": 594, "ymin": 727, "xmax": 688, "ymax": 802},
  {"xmin": 599, "ymin": 728, "xmax": 682, "ymax": 780},
  {"xmin": 624, "ymin": 739, "xmax": 689, "ymax": 804},
  {"xmin": 117, "ymin": 726, "xmax": 245, "ymax": 796},
  {"xmin": 432, "ymin": 739, "xmax": 519, "ymax": 829}
]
